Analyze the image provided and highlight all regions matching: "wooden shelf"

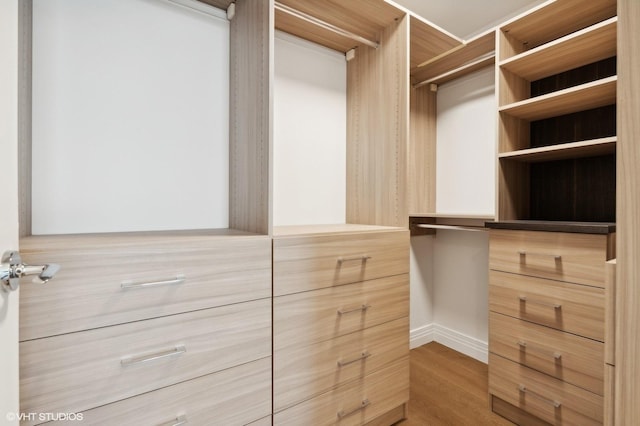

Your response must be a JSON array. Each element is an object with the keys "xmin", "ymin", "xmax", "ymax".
[
  {"xmin": 500, "ymin": 17, "xmax": 617, "ymax": 81},
  {"xmin": 412, "ymin": 29, "xmax": 495, "ymax": 85},
  {"xmin": 410, "ymin": 15, "xmax": 462, "ymax": 71},
  {"xmin": 274, "ymin": 0, "xmax": 404, "ymax": 52},
  {"xmin": 410, "ymin": 214, "xmax": 494, "ymax": 235},
  {"xmin": 499, "ymin": 137, "xmax": 617, "ymax": 162},
  {"xmin": 499, "ymin": 0, "xmax": 616, "ymax": 53},
  {"xmin": 499, "ymin": 76, "xmax": 617, "ymax": 121}
]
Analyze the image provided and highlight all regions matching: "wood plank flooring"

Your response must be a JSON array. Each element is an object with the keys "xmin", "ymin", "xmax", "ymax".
[{"xmin": 397, "ymin": 342, "xmax": 514, "ymax": 426}]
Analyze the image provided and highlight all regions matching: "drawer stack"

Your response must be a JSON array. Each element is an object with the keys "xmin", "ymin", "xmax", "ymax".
[
  {"xmin": 487, "ymin": 227, "xmax": 615, "ymax": 426},
  {"xmin": 19, "ymin": 231, "xmax": 273, "ymax": 426},
  {"xmin": 272, "ymin": 225, "xmax": 410, "ymax": 425}
]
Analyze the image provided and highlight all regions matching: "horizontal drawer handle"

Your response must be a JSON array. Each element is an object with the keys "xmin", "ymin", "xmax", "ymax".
[
  {"xmin": 518, "ymin": 251, "xmax": 562, "ymax": 261},
  {"xmin": 337, "ymin": 255, "xmax": 372, "ymax": 264},
  {"xmin": 121, "ymin": 274, "xmax": 186, "ymax": 290},
  {"xmin": 518, "ymin": 341, "xmax": 562, "ymax": 360},
  {"xmin": 337, "ymin": 304, "xmax": 371, "ymax": 315},
  {"xmin": 121, "ymin": 345, "xmax": 187, "ymax": 366},
  {"xmin": 518, "ymin": 384, "xmax": 561, "ymax": 408},
  {"xmin": 337, "ymin": 351, "xmax": 371, "ymax": 367},
  {"xmin": 157, "ymin": 415, "xmax": 188, "ymax": 426},
  {"xmin": 519, "ymin": 296, "xmax": 562, "ymax": 310},
  {"xmin": 337, "ymin": 399, "xmax": 370, "ymax": 419}
]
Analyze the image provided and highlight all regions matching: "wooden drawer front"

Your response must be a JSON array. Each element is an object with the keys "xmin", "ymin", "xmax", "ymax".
[
  {"xmin": 274, "ymin": 357, "xmax": 409, "ymax": 426},
  {"xmin": 490, "ymin": 312, "xmax": 604, "ymax": 395},
  {"xmin": 489, "ymin": 229, "xmax": 611, "ymax": 287},
  {"xmin": 273, "ymin": 230, "xmax": 409, "ymax": 296},
  {"xmin": 52, "ymin": 357, "xmax": 272, "ymax": 426},
  {"xmin": 489, "ymin": 354, "xmax": 603, "ymax": 426},
  {"xmin": 274, "ymin": 274, "xmax": 409, "ymax": 350},
  {"xmin": 274, "ymin": 317, "xmax": 409, "ymax": 412},
  {"xmin": 490, "ymin": 270, "xmax": 604, "ymax": 341},
  {"xmin": 20, "ymin": 299, "xmax": 271, "ymax": 417},
  {"xmin": 20, "ymin": 235, "xmax": 272, "ymax": 341}
]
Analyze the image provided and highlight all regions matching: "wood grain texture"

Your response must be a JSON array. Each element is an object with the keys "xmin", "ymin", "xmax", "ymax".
[
  {"xmin": 20, "ymin": 299, "xmax": 271, "ymax": 420},
  {"xmin": 605, "ymin": 364, "xmax": 615, "ymax": 426},
  {"xmin": 365, "ymin": 404, "xmax": 406, "ymax": 426},
  {"xmin": 229, "ymin": 0, "xmax": 272, "ymax": 235},
  {"xmin": 411, "ymin": 29, "xmax": 494, "ymax": 85},
  {"xmin": 273, "ymin": 357, "xmax": 409, "ymax": 426},
  {"xmin": 615, "ymin": 1, "xmax": 640, "ymax": 424},
  {"xmin": 247, "ymin": 416, "xmax": 274, "ymax": 426},
  {"xmin": 498, "ymin": 137, "xmax": 616, "ymax": 162},
  {"xmin": 274, "ymin": 274, "xmax": 409, "ymax": 350},
  {"xmin": 489, "ymin": 270, "xmax": 605, "ymax": 342},
  {"xmin": 497, "ymin": 159, "xmax": 530, "ymax": 221},
  {"xmin": 605, "ymin": 259, "xmax": 616, "ymax": 366},
  {"xmin": 499, "ymin": 76, "xmax": 617, "ymax": 121},
  {"xmin": 500, "ymin": 17, "xmax": 617, "ymax": 82},
  {"xmin": 274, "ymin": 317, "xmax": 408, "ymax": 412},
  {"xmin": 18, "ymin": 0, "xmax": 31, "ymax": 238},
  {"xmin": 489, "ymin": 229, "xmax": 611, "ymax": 287},
  {"xmin": 492, "ymin": 395, "xmax": 552, "ymax": 426},
  {"xmin": 19, "ymin": 233, "xmax": 271, "ymax": 340},
  {"xmin": 408, "ymin": 85, "xmax": 436, "ymax": 215},
  {"xmin": 499, "ymin": 0, "xmax": 617, "ymax": 54},
  {"xmin": 409, "ymin": 15, "xmax": 461, "ymax": 70},
  {"xmin": 56, "ymin": 357, "xmax": 272, "ymax": 426},
  {"xmin": 489, "ymin": 354, "xmax": 603, "ymax": 426},
  {"xmin": 273, "ymin": 223, "xmax": 404, "ymax": 237},
  {"xmin": 490, "ymin": 312, "xmax": 604, "ymax": 395},
  {"xmin": 346, "ymin": 15, "xmax": 409, "ymax": 228},
  {"xmin": 273, "ymin": 229, "xmax": 408, "ymax": 296},
  {"xmin": 275, "ymin": 0, "xmax": 404, "ymax": 53}
]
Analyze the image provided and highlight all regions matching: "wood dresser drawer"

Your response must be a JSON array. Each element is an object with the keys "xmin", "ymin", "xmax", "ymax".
[
  {"xmin": 490, "ymin": 270, "xmax": 604, "ymax": 341},
  {"xmin": 274, "ymin": 317, "xmax": 409, "ymax": 412},
  {"xmin": 274, "ymin": 274, "xmax": 409, "ymax": 350},
  {"xmin": 52, "ymin": 357, "xmax": 272, "ymax": 426},
  {"xmin": 489, "ymin": 229, "xmax": 613, "ymax": 287},
  {"xmin": 489, "ymin": 354, "xmax": 603, "ymax": 426},
  {"xmin": 490, "ymin": 312, "xmax": 604, "ymax": 395},
  {"xmin": 274, "ymin": 357, "xmax": 409, "ymax": 426},
  {"xmin": 20, "ymin": 298, "xmax": 271, "ymax": 418},
  {"xmin": 273, "ymin": 229, "xmax": 409, "ymax": 296},
  {"xmin": 20, "ymin": 233, "xmax": 272, "ymax": 340}
]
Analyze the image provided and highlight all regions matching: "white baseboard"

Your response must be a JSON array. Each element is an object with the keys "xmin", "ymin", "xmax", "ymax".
[
  {"xmin": 410, "ymin": 323, "xmax": 434, "ymax": 349},
  {"xmin": 410, "ymin": 323, "xmax": 488, "ymax": 363}
]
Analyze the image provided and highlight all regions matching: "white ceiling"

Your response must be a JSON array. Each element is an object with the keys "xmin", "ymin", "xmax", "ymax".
[{"xmin": 394, "ymin": 0, "xmax": 548, "ymax": 39}]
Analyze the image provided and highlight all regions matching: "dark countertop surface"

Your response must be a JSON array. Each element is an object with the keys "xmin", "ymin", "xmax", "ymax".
[{"xmin": 485, "ymin": 220, "xmax": 616, "ymax": 234}]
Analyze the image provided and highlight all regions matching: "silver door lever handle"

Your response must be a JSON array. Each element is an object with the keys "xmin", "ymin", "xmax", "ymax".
[{"xmin": 1, "ymin": 250, "xmax": 60, "ymax": 292}]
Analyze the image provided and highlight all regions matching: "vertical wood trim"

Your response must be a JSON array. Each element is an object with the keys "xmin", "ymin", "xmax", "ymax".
[
  {"xmin": 18, "ymin": 0, "xmax": 32, "ymax": 237},
  {"xmin": 615, "ymin": 0, "xmax": 640, "ymax": 424},
  {"xmin": 605, "ymin": 259, "xmax": 616, "ymax": 366},
  {"xmin": 408, "ymin": 85, "xmax": 436, "ymax": 215},
  {"xmin": 229, "ymin": 0, "xmax": 272, "ymax": 235},
  {"xmin": 346, "ymin": 14, "xmax": 409, "ymax": 227}
]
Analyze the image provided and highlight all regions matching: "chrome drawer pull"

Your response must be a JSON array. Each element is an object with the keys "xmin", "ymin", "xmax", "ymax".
[
  {"xmin": 337, "ymin": 255, "xmax": 372, "ymax": 264},
  {"xmin": 121, "ymin": 345, "xmax": 187, "ymax": 366},
  {"xmin": 518, "ymin": 296, "xmax": 562, "ymax": 310},
  {"xmin": 337, "ymin": 351, "xmax": 371, "ymax": 367},
  {"xmin": 518, "ymin": 341, "xmax": 562, "ymax": 360},
  {"xmin": 337, "ymin": 304, "xmax": 371, "ymax": 315},
  {"xmin": 121, "ymin": 274, "xmax": 186, "ymax": 290},
  {"xmin": 337, "ymin": 399, "xmax": 370, "ymax": 419},
  {"xmin": 518, "ymin": 384, "xmax": 561, "ymax": 408},
  {"xmin": 518, "ymin": 251, "xmax": 561, "ymax": 261},
  {"xmin": 158, "ymin": 415, "xmax": 188, "ymax": 426}
]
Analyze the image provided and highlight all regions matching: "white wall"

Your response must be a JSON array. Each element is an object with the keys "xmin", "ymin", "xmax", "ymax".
[
  {"xmin": 436, "ymin": 66, "xmax": 495, "ymax": 215},
  {"xmin": 410, "ymin": 67, "xmax": 495, "ymax": 362},
  {"xmin": 273, "ymin": 31, "xmax": 346, "ymax": 227},
  {"xmin": 0, "ymin": 0, "xmax": 21, "ymax": 423},
  {"xmin": 31, "ymin": 0, "xmax": 230, "ymax": 234}
]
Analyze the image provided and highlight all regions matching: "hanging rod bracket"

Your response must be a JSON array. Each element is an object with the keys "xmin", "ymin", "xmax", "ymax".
[{"xmin": 227, "ymin": 2, "xmax": 235, "ymax": 20}]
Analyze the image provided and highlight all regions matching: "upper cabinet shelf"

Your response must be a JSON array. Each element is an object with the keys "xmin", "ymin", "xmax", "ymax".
[
  {"xmin": 499, "ymin": 0, "xmax": 617, "ymax": 56},
  {"xmin": 498, "ymin": 137, "xmax": 617, "ymax": 162},
  {"xmin": 409, "ymin": 14, "xmax": 462, "ymax": 74},
  {"xmin": 499, "ymin": 75, "xmax": 617, "ymax": 121},
  {"xmin": 500, "ymin": 17, "xmax": 617, "ymax": 81},
  {"xmin": 274, "ymin": 0, "xmax": 405, "ymax": 52}
]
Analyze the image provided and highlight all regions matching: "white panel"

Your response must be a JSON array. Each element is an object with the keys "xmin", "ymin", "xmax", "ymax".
[
  {"xmin": 0, "ymin": 0, "xmax": 20, "ymax": 423},
  {"xmin": 436, "ymin": 66, "xmax": 495, "ymax": 216},
  {"xmin": 31, "ymin": 0, "xmax": 229, "ymax": 234},
  {"xmin": 410, "ymin": 236, "xmax": 434, "ymax": 330},
  {"xmin": 273, "ymin": 31, "xmax": 346, "ymax": 227}
]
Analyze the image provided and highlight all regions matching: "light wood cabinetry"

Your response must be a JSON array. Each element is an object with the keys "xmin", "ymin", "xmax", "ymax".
[{"xmin": 273, "ymin": 225, "xmax": 410, "ymax": 425}]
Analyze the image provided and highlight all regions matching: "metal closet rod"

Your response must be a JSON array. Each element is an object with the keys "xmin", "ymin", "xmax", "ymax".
[
  {"xmin": 274, "ymin": 1, "xmax": 380, "ymax": 49},
  {"xmin": 413, "ymin": 51, "xmax": 496, "ymax": 89}
]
